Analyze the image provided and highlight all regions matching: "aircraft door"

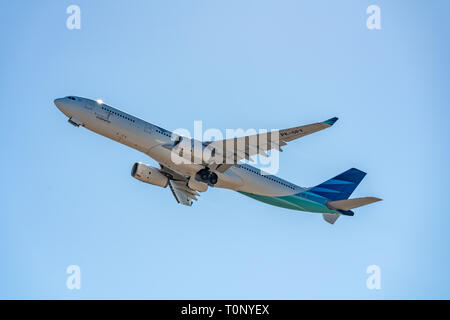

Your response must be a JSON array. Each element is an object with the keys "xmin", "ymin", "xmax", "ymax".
[{"xmin": 94, "ymin": 102, "xmax": 110, "ymax": 121}]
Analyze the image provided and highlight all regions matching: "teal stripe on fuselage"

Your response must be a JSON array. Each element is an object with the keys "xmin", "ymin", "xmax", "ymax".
[{"xmin": 238, "ymin": 191, "xmax": 338, "ymax": 214}]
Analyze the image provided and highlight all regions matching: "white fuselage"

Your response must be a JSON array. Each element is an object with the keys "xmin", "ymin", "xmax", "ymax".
[{"xmin": 54, "ymin": 96, "xmax": 304, "ymax": 197}]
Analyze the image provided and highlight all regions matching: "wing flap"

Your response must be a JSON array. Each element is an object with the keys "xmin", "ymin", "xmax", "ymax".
[
  {"xmin": 169, "ymin": 180, "xmax": 198, "ymax": 206},
  {"xmin": 159, "ymin": 164, "xmax": 200, "ymax": 206}
]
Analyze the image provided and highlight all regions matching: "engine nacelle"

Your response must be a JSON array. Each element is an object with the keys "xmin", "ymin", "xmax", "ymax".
[{"xmin": 131, "ymin": 162, "xmax": 169, "ymax": 188}]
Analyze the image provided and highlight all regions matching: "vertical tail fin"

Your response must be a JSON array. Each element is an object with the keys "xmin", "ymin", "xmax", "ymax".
[{"xmin": 309, "ymin": 168, "xmax": 366, "ymax": 201}]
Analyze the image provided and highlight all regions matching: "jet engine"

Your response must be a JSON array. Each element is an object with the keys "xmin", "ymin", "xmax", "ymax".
[{"xmin": 131, "ymin": 162, "xmax": 169, "ymax": 188}]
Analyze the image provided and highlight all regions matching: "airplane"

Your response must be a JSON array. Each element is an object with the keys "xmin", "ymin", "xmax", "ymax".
[{"xmin": 54, "ymin": 96, "xmax": 381, "ymax": 224}]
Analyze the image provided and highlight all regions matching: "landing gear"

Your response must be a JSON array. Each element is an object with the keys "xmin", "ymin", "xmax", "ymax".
[
  {"xmin": 209, "ymin": 173, "xmax": 218, "ymax": 185},
  {"xmin": 68, "ymin": 117, "xmax": 83, "ymax": 127},
  {"xmin": 200, "ymin": 170, "xmax": 209, "ymax": 181},
  {"xmin": 196, "ymin": 168, "xmax": 218, "ymax": 186}
]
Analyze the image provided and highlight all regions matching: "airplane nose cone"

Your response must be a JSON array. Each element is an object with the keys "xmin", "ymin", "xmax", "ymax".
[
  {"xmin": 54, "ymin": 98, "xmax": 63, "ymax": 110},
  {"xmin": 54, "ymin": 97, "xmax": 72, "ymax": 117}
]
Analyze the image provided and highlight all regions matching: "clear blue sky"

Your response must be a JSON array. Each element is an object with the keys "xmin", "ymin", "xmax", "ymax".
[{"xmin": 1, "ymin": 0, "xmax": 449, "ymax": 299}]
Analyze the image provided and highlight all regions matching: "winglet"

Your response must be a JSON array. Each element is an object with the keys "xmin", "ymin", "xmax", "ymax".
[{"xmin": 323, "ymin": 117, "xmax": 338, "ymax": 126}]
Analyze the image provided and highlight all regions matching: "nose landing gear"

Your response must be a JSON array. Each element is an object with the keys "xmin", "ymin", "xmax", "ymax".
[
  {"xmin": 68, "ymin": 117, "xmax": 83, "ymax": 127},
  {"xmin": 196, "ymin": 168, "xmax": 218, "ymax": 186}
]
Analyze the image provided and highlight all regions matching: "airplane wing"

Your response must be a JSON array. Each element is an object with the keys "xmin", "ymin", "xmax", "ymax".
[
  {"xmin": 159, "ymin": 165, "xmax": 199, "ymax": 206},
  {"xmin": 168, "ymin": 180, "xmax": 198, "ymax": 206},
  {"xmin": 204, "ymin": 117, "xmax": 338, "ymax": 169}
]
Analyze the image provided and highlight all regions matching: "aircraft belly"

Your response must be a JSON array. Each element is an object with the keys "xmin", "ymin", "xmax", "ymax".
[
  {"xmin": 148, "ymin": 145, "xmax": 203, "ymax": 177},
  {"xmin": 85, "ymin": 117, "xmax": 116, "ymax": 140},
  {"xmin": 238, "ymin": 191, "xmax": 334, "ymax": 213},
  {"xmin": 233, "ymin": 170, "xmax": 294, "ymax": 197}
]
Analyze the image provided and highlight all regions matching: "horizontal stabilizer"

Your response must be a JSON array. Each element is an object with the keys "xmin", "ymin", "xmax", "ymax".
[{"xmin": 327, "ymin": 197, "xmax": 382, "ymax": 211}]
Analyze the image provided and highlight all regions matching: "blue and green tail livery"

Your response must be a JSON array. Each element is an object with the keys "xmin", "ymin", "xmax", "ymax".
[
  {"xmin": 239, "ymin": 167, "xmax": 381, "ymax": 225},
  {"xmin": 309, "ymin": 168, "xmax": 366, "ymax": 201}
]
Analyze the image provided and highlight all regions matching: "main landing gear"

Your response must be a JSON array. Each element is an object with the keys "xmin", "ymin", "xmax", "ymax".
[{"xmin": 196, "ymin": 168, "xmax": 218, "ymax": 185}]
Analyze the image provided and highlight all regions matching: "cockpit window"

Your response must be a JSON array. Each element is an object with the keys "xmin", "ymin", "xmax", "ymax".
[{"xmin": 67, "ymin": 96, "xmax": 76, "ymax": 100}]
